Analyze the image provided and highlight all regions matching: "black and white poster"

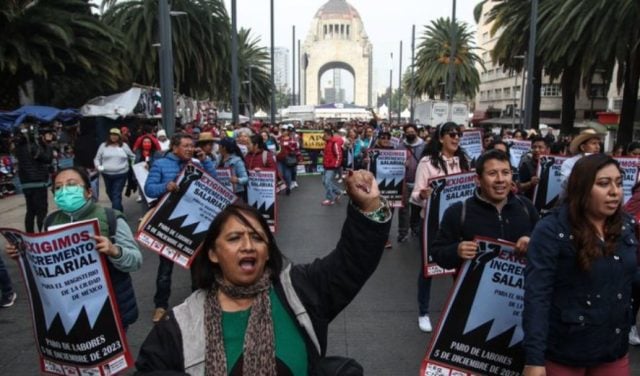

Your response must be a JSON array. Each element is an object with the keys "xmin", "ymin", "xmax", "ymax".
[
  {"xmin": 460, "ymin": 130, "xmax": 483, "ymax": 165},
  {"xmin": 532, "ymin": 155, "xmax": 569, "ymax": 212},
  {"xmin": 215, "ymin": 167, "xmax": 234, "ymax": 192},
  {"xmin": 367, "ymin": 149, "xmax": 406, "ymax": 208},
  {"xmin": 247, "ymin": 170, "xmax": 277, "ymax": 233},
  {"xmin": 137, "ymin": 164, "xmax": 238, "ymax": 268},
  {"xmin": 508, "ymin": 140, "xmax": 532, "ymax": 170},
  {"xmin": 423, "ymin": 172, "xmax": 476, "ymax": 277},
  {"xmin": 0, "ymin": 221, "xmax": 133, "ymax": 376},
  {"xmin": 421, "ymin": 238, "xmax": 525, "ymax": 376},
  {"xmin": 613, "ymin": 157, "xmax": 640, "ymax": 204}
]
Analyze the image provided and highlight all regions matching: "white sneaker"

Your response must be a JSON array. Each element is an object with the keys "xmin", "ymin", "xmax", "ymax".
[
  {"xmin": 136, "ymin": 196, "xmax": 143, "ymax": 203},
  {"xmin": 291, "ymin": 181, "xmax": 299, "ymax": 189},
  {"xmin": 418, "ymin": 315, "xmax": 432, "ymax": 332},
  {"xmin": 629, "ymin": 325, "xmax": 640, "ymax": 345}
]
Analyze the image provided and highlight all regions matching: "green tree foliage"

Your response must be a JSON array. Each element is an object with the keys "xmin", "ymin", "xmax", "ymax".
[
  {"xmin": 414, "ymin": 17, "xmax": 483, "ymax": 100},
  {"xmin": 0, "ymin": 0, "xmax": 129, "ymax": 108},
  {"xmin": 102, "ymin": 0, "xmax": 231, "ymax": 99},
  {"xmin": 237, "ymin": 28, "xmax": 273, "ymax": 112}
]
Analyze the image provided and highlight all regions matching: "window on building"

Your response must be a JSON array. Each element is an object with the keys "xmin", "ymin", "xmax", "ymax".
[
  {"xmin": 514, "ymin": 85, "xmax": 521, "ymax": 99},
  {"xmin": 480, "ymin": 91, "xmax": 485, "ymax": 99},
  {"xmin": 346, "ymin": 25, "xmax": 350, "ymax": 38},
  {"xmin": 495, "ymin": 88, "xmax": 502, "ymax": 99},
  {"xmin": 323, "ymin": 25, "xmax": 327, "ymax": 37},
  {"xmin": 504, "ymin": 87, "xmax": 511, "ymax": 98},
  {"xmin": 613, "ymin": 99, "xmax": 623, "ymax": 111},
  {"xmin": 487, "ymin": 90, "xmax": 493, "ymax": 99},
  {"xmin": 541, "ymin": 84, "xmax": 561, "ymax": 97},
  {"xmin": 487, "ymin": 69, "xmax": 493, "ymax": 79},
  {"xmin": 340, "ymin": 24, "xmax": 345, "ymax": 37},
  {"xmin": 590, "ymin": 84, "xmax": 608, "ymax": 98}
]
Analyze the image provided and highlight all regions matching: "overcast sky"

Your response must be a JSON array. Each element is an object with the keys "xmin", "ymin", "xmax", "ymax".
[{"xmin": 222, "ymin": 0, "xmax": 478, "ymax": 100}]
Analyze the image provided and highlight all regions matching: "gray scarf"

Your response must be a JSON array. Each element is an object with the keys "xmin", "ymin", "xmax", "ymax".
[{"xmin": 204, "ymin": 270, "xmax": 276, "ymax": 376}]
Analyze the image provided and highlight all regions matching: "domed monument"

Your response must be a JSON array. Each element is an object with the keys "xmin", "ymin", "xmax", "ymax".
[{"xmin": 301, "ymin": 0, "xmax": 373, "ymax": 107}]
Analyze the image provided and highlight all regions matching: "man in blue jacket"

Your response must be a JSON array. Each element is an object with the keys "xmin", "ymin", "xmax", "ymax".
[
  {"xmin": 145, "ymin": 133, "xmax": 217, "ymax": 322},
  {"xmin": 431, "ymin": 150, "xmax": 539, "ymax": 270}
]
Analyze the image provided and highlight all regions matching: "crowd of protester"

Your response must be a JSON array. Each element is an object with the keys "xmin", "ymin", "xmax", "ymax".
[{"xmin": 3, "ymin": 113, "xmax": 640, "ymax": 375}]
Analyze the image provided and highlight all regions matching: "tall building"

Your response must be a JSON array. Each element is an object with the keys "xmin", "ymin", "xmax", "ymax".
[
  {"xmin": 273, "ymin": 47, "xmax": 290, "ymax": 92},
  {"xmin": 473, "ymin": 2, "xmax": 607, "ymax": 129}
]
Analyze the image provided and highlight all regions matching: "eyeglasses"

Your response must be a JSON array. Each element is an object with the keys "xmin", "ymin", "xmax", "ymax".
[
  {"xmin": 446, "ymin": 132, "xmax": 462, "ymax": 138},
  {"xmin": 379, "ymin": 136, "xmax": 391, "ymax": 140}
]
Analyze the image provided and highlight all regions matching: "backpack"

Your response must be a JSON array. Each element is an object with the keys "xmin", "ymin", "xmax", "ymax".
[{"xmin": 44, "ymin": 207, "xmax": 118, "ymax": 244}]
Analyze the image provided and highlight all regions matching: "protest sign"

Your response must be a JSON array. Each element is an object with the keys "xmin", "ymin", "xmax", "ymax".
[
  {"xmin": 300, "ymin": 130, "xmax": 326, "ymax": 150},
  {"xmin": 421, "ymin": 238, "xmax": 525, "ymax": 376},
  {"xmin": 532, "ymin": 155, "xmax": 569, "ymax": 212},
  {"xmin": 215, "ymin": 167, "xmax": 234, "ymax": 192},
  {"xmin": 460, "ymin": 130, "xmax": 483, "ymax": 165},
  {"xmin": 247, "ymin": 170, "xmax": 277, "ymax": 232},
  {"xmin": 132, "ymin": 162, "xmax": 155, "ymax": 204},
  {"xmin": 613, "ymin": 157, "xmax": 640, "ymax": 204},
  {"xmin": 137, "ymin": 164, "xmax": 237, "ymax": 268},
  {"xmin": 0, "ymin": 221, "xmax": 133, "ymax": 376},
  {"xmin": 509, "ymin": 140, "xmax": 532, "ymax": 169},
  {"xmin": 367, "ymin": 149, "xmax": 406, "ymax": 207},
  {"xmin": 423, "ymin": 172, "xmax": 476, "ymax": 277}
]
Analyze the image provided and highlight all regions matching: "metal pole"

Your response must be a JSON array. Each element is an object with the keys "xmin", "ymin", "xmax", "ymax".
[
  {"xmin": 447, "ymin": 0, "xmax": 457, "ymax": 121},
  {"xmin": 159, "ymin": 0, "xmax": 175, "ymax": 135},
  {"xmin": 410, "ymin": 24, "xmax": 416, "ymax": 124},
  {"xmin": 292, "ymin": 26, "xmax": 296, "ymax": 107},
  {"xmin": 389, "ymin": 52, "xmax": 393, "ymax": 122},
  {"xmin": 270, "ymin": 0, "xmax": 276, "ymax": 125},
  {"xmin": 512, "ymin": 70, "xmax": 517, "ymax": 129},
  {"xmin": 249, "ymin": 67, "xmax": 253, "ymax": 123},
  {"xmin": 297, "ymin": 39, "xmax": 301, "ymax": 105},
  {"xmin": 519, "ymin": 52, "xmax": 526, "ymax": 127},
  {"xmin": 231, "ymin": 0, "xmax": 239, "ymax": 125},
  {"xmin": 398, "ymin": 40, "xmax": 403, "ymax": 124},
  {"xmin": 524, "ymin": 0, "xmax": 538, "ymax": 129}
]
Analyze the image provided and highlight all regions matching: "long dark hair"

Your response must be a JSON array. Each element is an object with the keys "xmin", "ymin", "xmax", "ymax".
[
  {"xmin": 421, "ymin": 122, "xmax": 470, "ymax": 173},
  {"xmin": 192, "ymin": 203, "xmax": 284, "ymax": 288},
  {"xmin": 218, "ymin": 137, "xmax": 245, "ymax": 166},
  {"xmin": 566, "ymin": 154, "xmax": 623, "ymax": 271}
]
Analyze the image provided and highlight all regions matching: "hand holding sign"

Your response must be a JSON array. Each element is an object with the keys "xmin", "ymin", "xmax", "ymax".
[
  {"xmin": 4, "ymin": 242, "xmax": 19, "ymax": 260},
  {"xmin": 94, "ymin": 235, "xmax": 120, "ymax": 258},
  {"xmin": 457, "ymin": 241, "xmax": 479, "ymax": 260}
]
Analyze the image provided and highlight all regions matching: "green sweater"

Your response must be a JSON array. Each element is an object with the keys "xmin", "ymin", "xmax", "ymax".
[{"xmin": 222, "ymin": 288, "xmax": 308, "ymax": 375}]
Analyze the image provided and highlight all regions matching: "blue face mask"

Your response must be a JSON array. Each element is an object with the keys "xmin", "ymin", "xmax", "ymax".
[{"xmin": 54, "ymin": 186, "xmax": 88, "ymax": 213}]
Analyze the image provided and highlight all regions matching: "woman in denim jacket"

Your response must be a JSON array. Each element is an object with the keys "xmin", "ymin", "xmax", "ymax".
[{"xmin": 524, "ymin": 154, "xmax": 637, "ymax": 376}]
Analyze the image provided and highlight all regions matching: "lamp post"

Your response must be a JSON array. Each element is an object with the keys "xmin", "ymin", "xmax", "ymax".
[
  {"xmin": 410, "ymin": 25, "xmax": 416, "ymax": 124},
  {"xmin": 389, "ymin": 52, "xmax": 393, "ymax": 121},
  {"xmin": 511, "ymin": 55, "xmax": 525, "ymax": 129},
  {"xmin": 447, "ymin": 0, "xmax": 457, "ymax": 121},
  {"xmin": 397, "ymin": 40, "xmax": 403, "ymax": 125},
  {"xmin": 292, "ymin": 25, "xmax": 296, "ymax": 106},
  {"xmin": 524, "ymin": 0, "xmax": 538, "ymax": 129},
  {"xmin": 158, "ymin": 0, "xmax": 176, "ymax": 135},
  {"xmin": 231, "ymin": 0, "xmax": 239, "ymax": 125},
  {"xmin": 270, "ymin": 0, "xmax": 276, "ymax": 125}
]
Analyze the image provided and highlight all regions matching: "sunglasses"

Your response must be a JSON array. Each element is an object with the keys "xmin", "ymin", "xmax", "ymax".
[{"xmin": 446, "ymin": 131, "xmax": 462, "ymax": 138}]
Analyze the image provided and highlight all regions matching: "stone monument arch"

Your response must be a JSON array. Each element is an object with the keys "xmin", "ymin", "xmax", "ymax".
[{"xmin": 301, "ymin": 0, "xmax": 373, "ymax": 107}]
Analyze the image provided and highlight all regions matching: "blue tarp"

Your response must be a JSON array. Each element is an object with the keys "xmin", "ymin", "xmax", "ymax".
[{"xmin": 0, "ymin": 105, "xmax": 81, "ymax": 132}]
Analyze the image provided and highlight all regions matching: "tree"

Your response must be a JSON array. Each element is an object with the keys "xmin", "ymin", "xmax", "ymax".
[
  {"xmin": 486, "ymin": 0, "xmax": 544, "ymax": 130},
  {"xmin": 0, "ymin": 0, "xmax": 129, "ymax": 109},
  {"xmin": 102, "ymin": 0, "xmax": 231, "ymax": 99},
  {"xmin": 237, "ymin": 28, "xmax": 273, "ymax": 112},
  {"xmin": 413, "ymin": 17, "xmax": 483, "ymax": 101},
  {"xmin": 539, "ymin": 0, "xmax": 640, "ymax": 141}
]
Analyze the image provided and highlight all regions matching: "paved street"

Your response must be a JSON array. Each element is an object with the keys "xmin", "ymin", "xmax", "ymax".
[{"xmin": 1, "ymin": 175, "xmax": 639, "ymax": 375}]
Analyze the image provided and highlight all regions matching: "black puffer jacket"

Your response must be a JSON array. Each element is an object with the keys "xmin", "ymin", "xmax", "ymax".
[{"xmin": 14, "ymin": 139, "xmax": 53, "ymax": 186}]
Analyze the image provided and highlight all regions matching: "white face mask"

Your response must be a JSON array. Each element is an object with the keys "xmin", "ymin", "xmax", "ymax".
[{"xmin": 238, "ymin": 144, "xmax": 248, "ymax": 156}]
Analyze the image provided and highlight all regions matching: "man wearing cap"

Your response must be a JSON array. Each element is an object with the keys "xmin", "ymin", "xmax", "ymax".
[
  {"xmin": 195, "ymin": 132, "xmax": 218, "ymax": 166},
  {"xmin": 560, "ymin": 128, "xmax": 602, "ymax": 195}
]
